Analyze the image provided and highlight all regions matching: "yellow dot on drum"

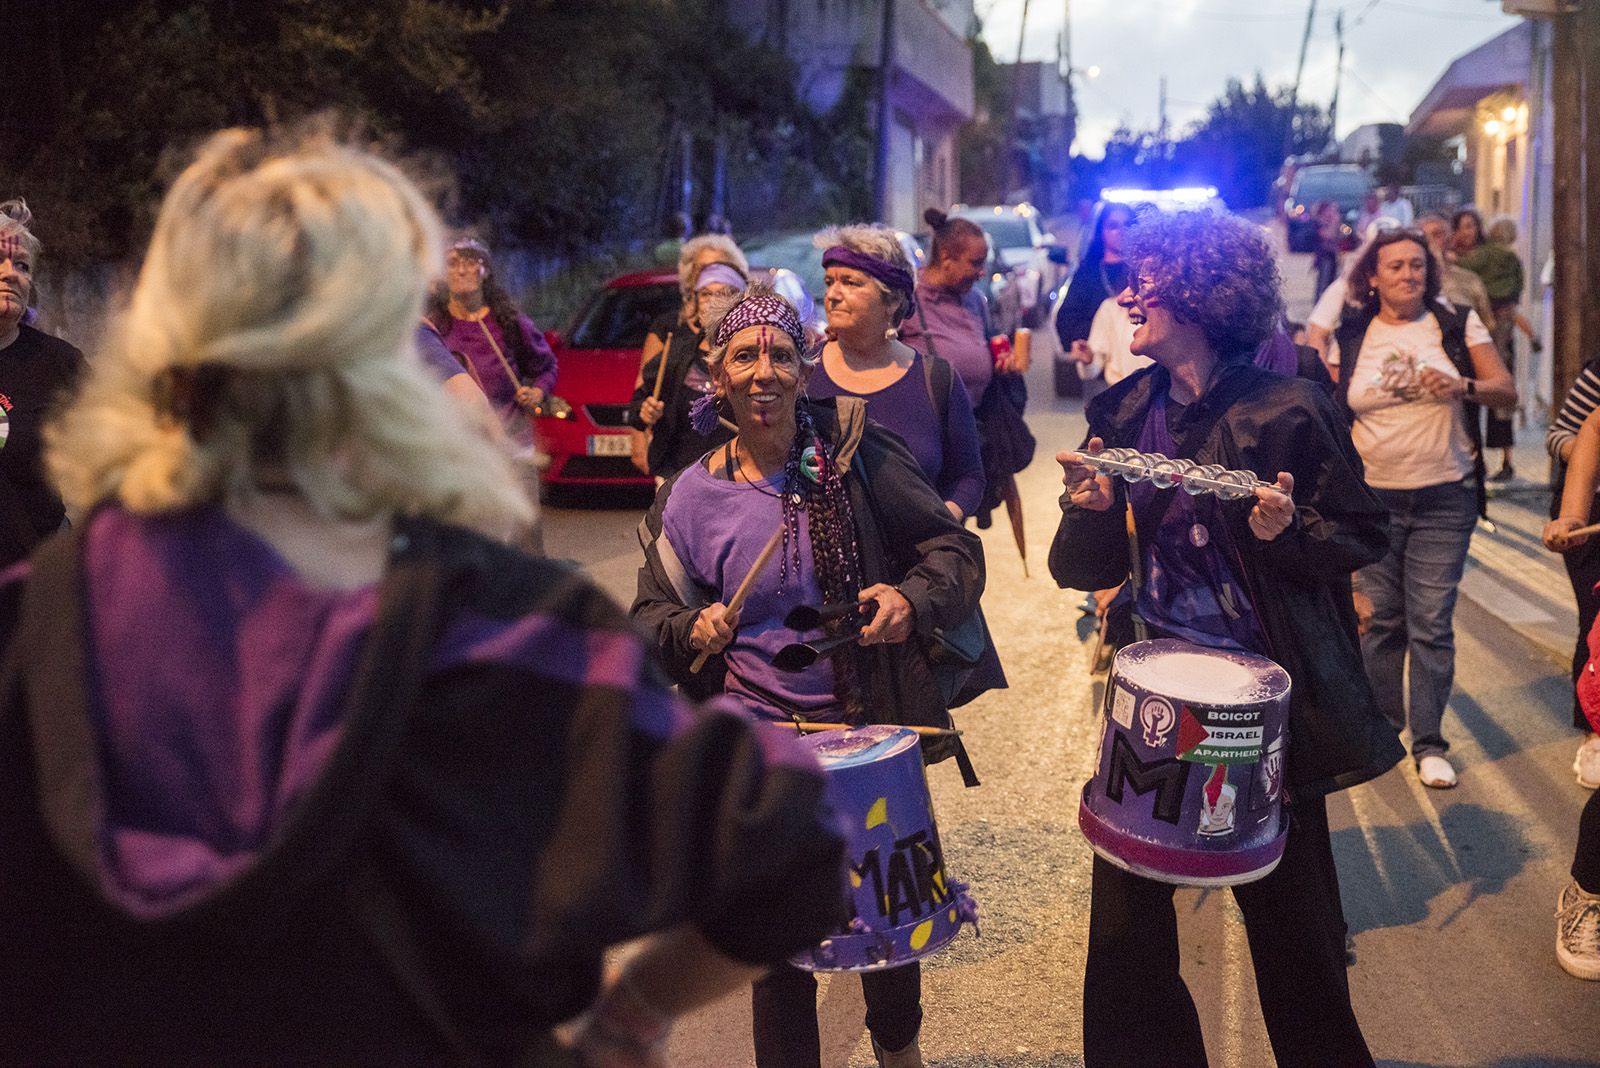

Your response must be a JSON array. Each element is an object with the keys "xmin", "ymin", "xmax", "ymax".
[
  {"xmin": 850, "ymin": 870, "xmax": 862, "ymax": 888},
  {"xmin": 910, "ymin": 920, "xmax": 934, "ymax": 951},
  {"xmin": 865, "ymin": 797, "xmax": 888, "ymax": 830},
  {"xmin": 947, "ymin": 908, "xmax": 957, "ymax": 922}
]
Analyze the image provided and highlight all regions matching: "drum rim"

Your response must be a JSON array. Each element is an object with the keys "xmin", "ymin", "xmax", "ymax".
[{"xmin": 1111, "ymin": 637, "xmax": 1291, "ymax": 706}]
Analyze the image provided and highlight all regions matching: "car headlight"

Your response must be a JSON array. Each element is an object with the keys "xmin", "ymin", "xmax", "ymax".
[{"xmin": 533, "ymin": 395, "xmax": 574, "ymax": 419}]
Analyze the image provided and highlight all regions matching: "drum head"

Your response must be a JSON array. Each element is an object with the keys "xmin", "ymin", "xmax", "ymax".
[
  {"xmin": 1112, "ymin": 638, "xmax": 1289, "ymax": 707},
  {"xmin": 804, "ymin": 724, "xmax": 920, "ymax": 768}
]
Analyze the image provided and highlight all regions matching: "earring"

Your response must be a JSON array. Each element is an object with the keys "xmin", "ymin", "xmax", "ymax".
[{"xmin": 884, "ymin": 326, "xmax": 899, "ymax": 341}]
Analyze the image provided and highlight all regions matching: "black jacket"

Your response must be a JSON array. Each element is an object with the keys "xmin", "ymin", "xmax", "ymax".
[
  {"xmin": 633, "ymin": 397, "xmax": 1001, "ymax": 738},
  {"xmin": 1049, "ymin": 362, "xmax": 1403, "ymax": 798},
  {"xmin": 626, "ymin": 328, "xmax": 733, "ymax": 478},
  {"xmin": 0, "ymin": 516, "xmax": 846, "ymax": 1066}
]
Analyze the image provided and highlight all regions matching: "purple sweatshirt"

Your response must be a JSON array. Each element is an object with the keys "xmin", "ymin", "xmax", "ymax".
[
  {"xmin": 900, "ymin": 283, "xmax": 993, "ymax": 404},
  {"xmin": 440, "ymin": 311, "xmax": 558, "ymax": 422},
  {"xmin": 806, "ymin": 351, "xmax": 986, "ymax": 518}
]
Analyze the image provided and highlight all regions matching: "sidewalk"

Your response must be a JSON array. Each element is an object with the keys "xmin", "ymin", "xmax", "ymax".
[{"xmin": 1459, "ymin": 426, "xmax": 1576, "ymax": 664}]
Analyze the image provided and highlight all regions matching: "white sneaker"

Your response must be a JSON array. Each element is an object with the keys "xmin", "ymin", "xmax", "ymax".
[
  {"xmin": 1418, "ymin": 754, "xmax": 1457, "ymax": 789},
  {"xmin": 1573, "ymin": 735, "xmax": 1600, "ymax": 790},
  {"xmin": 1556, "ymin": 881, "xmax": 1600, "ymax": 980}
]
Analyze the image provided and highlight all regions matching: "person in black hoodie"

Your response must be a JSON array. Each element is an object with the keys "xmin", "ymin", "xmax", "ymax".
[
  {"xmin": 0, "ymin": 128, "xmax": 847, "ymax": 1068},
  {"xmin": 0, "ymin": 198, "xmax": 82, "ymax": 569}
]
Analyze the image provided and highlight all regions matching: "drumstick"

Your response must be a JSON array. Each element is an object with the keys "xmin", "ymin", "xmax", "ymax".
[
  {"xmin": 1561, "ymin": 520, "xmax": 1600, "ymax": 541},
  {"xmin": 690, "ymin": 522, "xmax": 786, "ymax": 673},
  {"xmin": 771, "ymin": 721, "xmax": 963, "ymax": 738},
  {"xmin": 720, "ymin": 416, "xmax": 739, "ymax": 432},
  {"xmin": 650, "ymin": 332, "xmax": 673, "ymax": 400},
  {"xmin": 476, "ymin": 318, "xmax": 524, "ymax": 395}
]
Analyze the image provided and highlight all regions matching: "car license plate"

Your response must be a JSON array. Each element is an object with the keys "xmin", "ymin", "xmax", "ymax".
[{"xmin": 587, "ymin": 434, "xmax": 632, "ymax": 457}]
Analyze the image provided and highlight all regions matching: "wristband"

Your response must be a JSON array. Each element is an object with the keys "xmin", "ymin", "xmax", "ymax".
[{"xmin": 1464, "ymin": 379, "xmax": 1476, "ymax": 398}]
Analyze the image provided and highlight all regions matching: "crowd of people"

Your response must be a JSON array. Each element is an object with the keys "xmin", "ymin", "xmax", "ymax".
[{"xmin": 0, "ymin": 126, "xmax": 1594, "ymax": 1068}]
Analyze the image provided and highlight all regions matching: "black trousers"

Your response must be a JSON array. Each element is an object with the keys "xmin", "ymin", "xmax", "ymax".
[
  {"xmin": 750, "ymin": 961, "xmax": 921, "ymax": 1068},
  {"xmin": 1573, "ymin": 788, "xmax": 1600, "ymax": 895},
  {"xmin": 1082, "ymin": 794, "xmax": 1374, "ymax": 1068},
  {"xmin": 1561, "ymin": 495, "xmax": 1600, "ymax": 731}
]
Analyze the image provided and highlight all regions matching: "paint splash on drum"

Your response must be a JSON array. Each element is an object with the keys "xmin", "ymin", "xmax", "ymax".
[{"xmin": 865, "ymin": 796, "xmax": 887, "ymax": 830}]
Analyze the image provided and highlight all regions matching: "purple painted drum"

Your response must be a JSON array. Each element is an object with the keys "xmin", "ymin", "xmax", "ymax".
[
  {"xmin": 1079, "ymin": 638, "xmax": 1291, "ymax": 887},
  {"xmin": 791, "ymin": 725, "xmax": 978, "ymax": 973}
]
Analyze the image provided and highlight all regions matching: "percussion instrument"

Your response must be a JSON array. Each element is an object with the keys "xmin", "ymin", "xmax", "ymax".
[
  {"xmin": 1078, "ymin": 448, "xmax": 1272, "ymax": 500},
  {"xmin": 791, "ymin": 725, "xmax": 977, "ymax": 972},
  {"xmin": 1079, "ymin": 638, "xmax": 1291, "ymax": 887}
]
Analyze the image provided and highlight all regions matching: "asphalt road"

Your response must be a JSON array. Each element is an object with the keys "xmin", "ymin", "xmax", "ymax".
[{"xmin": 540, "ymin": 231, "xmax": 1600, "ymax": 1067}]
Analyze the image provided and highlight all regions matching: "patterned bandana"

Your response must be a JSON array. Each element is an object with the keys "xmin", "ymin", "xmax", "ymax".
[
  {"xmin": 821, "ymin": 245, "xmax": 917, "ymax": 319},
  {"xmin": 712, "ymin": 291, "xmax": 807, "ymax": 354}
]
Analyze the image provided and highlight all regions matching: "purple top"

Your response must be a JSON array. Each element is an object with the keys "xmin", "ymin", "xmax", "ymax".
[
  {"xmin": 901, "ymin": 283, "xmax": 993, "ymax": 404},
  {"xmin": 70, "ymin": 504, "xmax": 824, "ymax": 918},
  {"xmin": 415, "ymin": 324, "xmax": 467, "ymax": 384},
  {"xmin": 1133, "ymin": 392, "xmax": 1267, "ymax": 655},
  {"xmin": 442, "ymin": 311, "xmax": 558, "ymax": 420},
  {"xmin": 806, "ymin": 352, "xmax": 985, "ymax": 518},
  {"xmin": 660, "ymin": 460, "xmax": 838, "ymax": 719}
]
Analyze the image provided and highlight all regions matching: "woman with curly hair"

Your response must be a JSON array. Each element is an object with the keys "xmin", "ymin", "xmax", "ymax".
[
  {"xmin": 1334, "ymin": 228, "xmax": 1514, "ymax": 789},
  {"xmin": 1052, "ymin": 209, "xmax": 1398, "ymax": 1068},
  {"xmin": 633, "ymin": 286, "xmax": 988, "ymax": 1068},
  {"xmin": 424, "ymin": 236, "xmax": 557, "ymax": 445}
]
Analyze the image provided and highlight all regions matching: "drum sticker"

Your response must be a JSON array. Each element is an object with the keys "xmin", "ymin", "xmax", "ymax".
[
  {"xmin": 1252, "ymin": 734, "xmax": 1286, "ymax": 811},
  {"xmin": 1175, "ymin": 703, "xmax": 1265, "ymax": 764},
  {"xmin": 1198, "ymin": 764, "xmax": 1237, "ymax": 837},
  {"xmin": 1139, "ymin": 696, "xmax": 1176, "ymax": 750},
  {"xmin": 1111, "ymin": 683, "xmax": 1135, "ymax": 731},
  {"xmin": 1104, "ymin": 732, "xmax": 1190, "ymax": 825}
]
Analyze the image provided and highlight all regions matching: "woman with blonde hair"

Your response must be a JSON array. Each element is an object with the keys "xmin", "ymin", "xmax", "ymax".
[{"xmin": 0, "ymin": 128, "xmax": 849, "ymax": 1067}]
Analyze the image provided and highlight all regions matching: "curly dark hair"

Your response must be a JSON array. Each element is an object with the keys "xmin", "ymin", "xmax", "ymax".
[
  {"xmin": 1121, "ymin": 210, "xmax": 1283, "ymax": 362},
  {"xmin": 425, "ymin": 274, "xmax": 539, "ymax": 376},
  {"xmin": 1345, "ymin": 229, "xmax": 1440, "ymax": 314},
  {"xmin": 1451, "ymin": 207, "xmax": 1485, "ymax": 249}
]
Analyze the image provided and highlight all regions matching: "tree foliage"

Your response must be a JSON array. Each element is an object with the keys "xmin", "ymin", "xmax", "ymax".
[{"xmin": 0, "ymin": 0, "xmax": 864, "ymax": 269}]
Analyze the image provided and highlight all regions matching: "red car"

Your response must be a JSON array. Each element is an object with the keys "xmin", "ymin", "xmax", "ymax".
[{"xmin": 537, "ymin": 270, "xmax": 679, "ymax": 488}]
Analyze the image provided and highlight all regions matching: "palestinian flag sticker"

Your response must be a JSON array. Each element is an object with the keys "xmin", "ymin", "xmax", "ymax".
[
  {"xmin": 1176, "ymin": 702, "xmax": 1265, "ymax": 765},
  {"xmin": 0, "ymin": 393, "xmax": 14, "ymax": 452}
]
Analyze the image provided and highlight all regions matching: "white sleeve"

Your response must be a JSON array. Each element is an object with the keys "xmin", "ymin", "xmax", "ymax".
[
  {"xmin": 1082, "ymin": 299, "xmax": 1115, "ymax": 379},
  {"xmin": 1464, "ymin": 309, "xmax": 1493, "ymax": 349},
  {"xmin": 1308, "ymin": 277, "xmax": 1348, "ymax": 331}
]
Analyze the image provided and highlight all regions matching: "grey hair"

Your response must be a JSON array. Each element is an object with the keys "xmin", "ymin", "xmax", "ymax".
[
  {"xmin": 812, "ymin": 222, "xmax": 913, "ymax": 323},
  {"xmin": 1487, "ymin": 215, "xmax": 1518, "ymax": 245},
  {"xmin": 678, "ymin": 234, "xmax": 749, "ymax": 302},
  {"xmin": 702, "ymin": 284, "xmax": 816, "ymax": 380},
  {"xmin": 0, "ymin": 199, "xmax": 43, "ymax": 263}
]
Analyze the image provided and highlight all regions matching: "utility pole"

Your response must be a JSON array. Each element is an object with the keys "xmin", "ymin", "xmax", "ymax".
[
  {"xmin": 1328, "ymin": 9, "xmax": 1345, "ymax": 148},
  {"xmin": 873, "ymin": 0, "xmax": 896, "ymax": 223},
  {"xmin": 1550, "ymin": 2, "xmax": 1584, "ymax": 412},
  {"xmin": 1006, "ymin": 0, "xmax": 1034, "ymax": 200},
  {"xmin": 1283, "ymin": 0, "xmax": 1318, "ymax": 161},
  {"xmin": 1158, "ymin": 75, "xmax": 1169, "ymax": 186},
  {"xmin": 1061, "ymin": 0, "xmax": 1078, "ymax": 196},
  {"xmin": 1583, "ymin": 0, "xmax": 1600, "ymax": 382}
]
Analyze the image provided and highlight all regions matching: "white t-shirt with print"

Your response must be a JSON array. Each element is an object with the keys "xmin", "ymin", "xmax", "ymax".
[{"xmin": 1345, "ymin": 310, "xmax": 1492, "ymax": 489}]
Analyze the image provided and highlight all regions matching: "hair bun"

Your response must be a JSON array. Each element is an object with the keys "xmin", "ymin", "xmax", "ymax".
[{"xmin": 923, "ymin": 207, "xmax": 948, "ymax": 229}]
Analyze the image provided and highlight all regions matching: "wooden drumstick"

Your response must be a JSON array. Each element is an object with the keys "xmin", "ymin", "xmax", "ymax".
[
  {"xmin": 476, "ymin": 319, "xmax": 524, "ymax": 395},
  {"xmin": 690, "ymin": 522, "xmax": 785, "ymax": 673},
  {"xmin": 650, "ymin": 332, "xmax": 673, "ymax": 400},
  {"xmin": 771, "ymin": 721, "xmax": 963, "ymax": 738},
  {"xmin": 1559, "ymin": 520, "xmax": 1600, "ymax": 542}
]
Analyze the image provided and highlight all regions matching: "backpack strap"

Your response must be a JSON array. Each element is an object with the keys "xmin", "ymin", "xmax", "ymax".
[{"xmin": 920, "ymin": 350, "xmax": 953, "ymax": 423}]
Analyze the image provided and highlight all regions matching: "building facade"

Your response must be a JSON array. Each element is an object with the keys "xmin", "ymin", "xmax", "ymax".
[{"xmin": 720, "ymin": 0, "xmax": 975, "ymax": 232}]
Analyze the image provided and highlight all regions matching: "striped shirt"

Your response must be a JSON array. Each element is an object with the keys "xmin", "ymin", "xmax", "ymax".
[{"xmin": 1548, "ymin": 359, "xmax": 1600, "ymax": 461}]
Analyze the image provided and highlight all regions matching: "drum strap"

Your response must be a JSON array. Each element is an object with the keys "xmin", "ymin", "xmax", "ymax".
[{"xmin": 1123, "ymin": 500, "xmax": 1149, "ymax": 643}]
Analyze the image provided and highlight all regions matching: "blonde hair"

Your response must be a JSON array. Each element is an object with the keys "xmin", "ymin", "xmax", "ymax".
[
  {"xmin": 812, "ymin": 223, "xmax": 913, "ymax": 323},
  {"xmin": 46, "ymin": 127, "xmax": 534, "ymax": 539},
  {"xmin": 1488, "ymin": 215, "xmax": 1518, "ymax": 245}
]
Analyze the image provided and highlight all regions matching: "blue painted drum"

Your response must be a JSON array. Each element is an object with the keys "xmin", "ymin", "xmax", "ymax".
[
  {"xmin": 791, "ymin": 725, "xmax": 978, "ymax": 972},
  {"xmin": 1079, "ymin": 638, "xmax": 1292, "ymax": 887}
]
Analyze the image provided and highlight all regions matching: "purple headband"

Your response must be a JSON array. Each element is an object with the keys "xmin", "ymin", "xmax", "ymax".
[
  {"xmin": 713, "ymin": 292, "xmax": 807, "ymax": 353},
  {"xmin": 821, "ymin": 245, "xmax": 917, "ymax": 319},
  {"xmin": 448, "ymin": 236, "xmax": 492, "ymax": 262},
  {"xmin": 695, "ymin": 262, "xmax": 748, "ymax": 293}
]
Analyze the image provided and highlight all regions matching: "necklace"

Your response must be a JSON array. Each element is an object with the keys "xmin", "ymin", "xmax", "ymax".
[{"xmin": 732, "ymin": 439, "xmax": 783, "ymax": 497}]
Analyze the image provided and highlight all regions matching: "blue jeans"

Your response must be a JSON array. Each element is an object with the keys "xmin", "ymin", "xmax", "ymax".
[{"xmin": 1355, "ymin": 478, "xmax": 1477, "ymax": 760}]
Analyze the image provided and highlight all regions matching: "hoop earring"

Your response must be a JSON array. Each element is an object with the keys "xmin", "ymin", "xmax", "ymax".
[{"xmin": 884, "ymin": 326, "xmax": 899, "ymax": 341}]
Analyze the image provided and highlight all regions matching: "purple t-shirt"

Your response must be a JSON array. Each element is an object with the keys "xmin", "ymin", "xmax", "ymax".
[
  {"xmin": 902, "ymin": 283, "xmax": 993, "ymax": 404},
  {"xmin": 806, "ymin": 352, "xmax": 985, "ymax": 518},
  {"xmin": 661, "ymin": 460, "xmax": 839, "ymax": 719},
  {"xmin": 443, "ymin": 312, "xmax": 558, "ymax": 420}
]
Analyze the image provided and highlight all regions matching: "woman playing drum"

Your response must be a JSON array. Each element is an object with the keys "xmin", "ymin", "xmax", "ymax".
[
  {"xmin": 1051, "ymin": 210, "xmax": 1400, "ymax": 1068},
  {"xmin": 633, "ymin": 286, "xmax": 992, "ymax": 1067}
]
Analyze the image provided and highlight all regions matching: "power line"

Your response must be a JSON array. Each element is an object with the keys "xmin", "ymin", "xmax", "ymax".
[{"xmin": 1342, "ymin": 65, "xmax": 1405, "ymax": 120}]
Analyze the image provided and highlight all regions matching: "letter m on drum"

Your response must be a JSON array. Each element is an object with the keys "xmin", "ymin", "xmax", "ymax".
[{"xmin": 1104, "ymin": 733, "xmax": 1191, "ymax": 825}]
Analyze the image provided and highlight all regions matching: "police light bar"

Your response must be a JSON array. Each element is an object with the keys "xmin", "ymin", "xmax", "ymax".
[{"xmin": 1101, "ymin": 186, "xmax": 1220, "ymax": 205}]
